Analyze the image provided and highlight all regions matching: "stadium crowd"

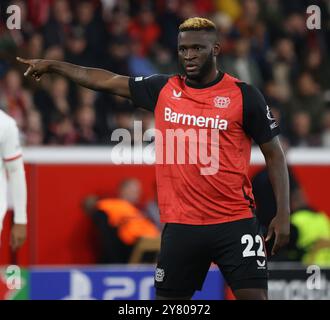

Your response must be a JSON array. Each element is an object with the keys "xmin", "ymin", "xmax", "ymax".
[{"xmin": 0, "ymin": 0, "xmax": 329, "ymax": 147}]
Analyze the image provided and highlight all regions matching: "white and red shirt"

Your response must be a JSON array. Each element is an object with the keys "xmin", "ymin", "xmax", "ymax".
[{"xmin": 0, "ymin": 110, "xmax": 22, "ymax": 226}]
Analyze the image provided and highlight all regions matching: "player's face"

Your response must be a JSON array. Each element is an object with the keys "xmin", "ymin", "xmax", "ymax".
[{"xmin": 178, "ymin": 30, "xmax": 219, "ymax": 81}]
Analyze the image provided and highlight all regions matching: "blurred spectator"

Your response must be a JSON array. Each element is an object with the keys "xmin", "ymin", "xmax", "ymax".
[
  {"xmin": 151, "ymin": 44, "xmax": 177, "ymax": 74},
  {"xmin": 290, "ymin": 191, "xmax": 330, "ymax": 266},
  {"xmin": 304, "ymin": 48, "xmax": 330, "ymax": 91},
  {"xmin": 212, "ymin": 12, "xmax": 237, "ymax": 55},
  {"xmin": 108, "ymin": 10, "xmax": 130, "ymax": 40},
  {"xmin": 250, "ymin": 21, "xmax": 273, "ymax": 81},
  {"xmin": 42, "ymin": 0, "xmax": 72, "ymax": 49},
  {"xmin": 321, "ymin": 110, "xmax": 330, "ymax": 147},
  {"xmin": 283, "ymin": 13, "xmax": 308, "ymax": 61},
  {"xmin": 75, "ymin": 105, "xmax": 98, "ymax": 144},
  {"xmin": 113, "ymin": 111, "xmax": 134, "ymax": 143},
  {"xmin": 83, "ymin": 178, "xmax": 160, "ymax": 263},
  {"xmin": 48, "ymin": 114, "xmax": 77, "ymax": 145},
  {"xmin": 179, "ymin": 0, "xmax": 197, "ymax": 21},
  {"xmin": 70, "ymin": 0, "xmax": 108, "ymax": 67},
  {"xmin": 128, "ymin": 6, "xmax": 160, "ymax": 56},
  {"xmin": 0, "ymin": 69, "xmax": 30, "ymax": 130},
  {"xmin": 106, "ymin": 37, "xmax": 130, "ymax": 75},
  {"xmin": 158, "ymin": 0, "xmax": 181, "ymax": 55},
  {"xmin": 24, "ymin": 108, "xmax": 44, "ymax": 145},
  {"xmin": 77, "ymin": 86, "xmax": 96, "ymax": 109},
  {"xmin": 270, "ymin": 37, "xmax": 298, "ymax": 102},
  {"xmin": 26, "ymin": 33, "xmax": 44, "ymax": 59},
  {"xmin": 28, "ymin": 0, "xmax": 52, "ymax": 28},
  {"xmin": 236, "ymin": 0, "xmax": 260, "ymax": 38},
  {"xmin": 65, "ymin": 27, "xmax": 90, "ymax": 66},
  {"xmin": 44, "ymin": 45, "xmax": 64, "ymax": 61},
  {"xmin": 34, "ymin": 76, "xmax": 73, "ymax": 142},
  {"xmin": 259, "ymin": 0, "xmax": 285, "ymax": 42},
  {"xmin": 128, "ymin": 40, "xmax": 157, "ymax": 76},
  {"xmin": 0, "ymin": 0, "xmax": 327, "ymax": 147},
  {"xmin": 47, "ymin": 76, "xmax": 71, "ymax": 116},
  {"xmin": 220, "ymin": 37, "xmax": 263, "ymax": 88},
  {"xmin": 94, "ymin": 93, "xmax": 135, "ymax": 143},
  {"xmin": 214, "ymin": 0, "xmax": 242, "ymax": 22},
  {"xmin": 288, "ymin": 111, "xmax": 321, "ymax": 147},
  {"xmin": 287, "ymin": 72, "xmax": 325, "ymax": 134}
]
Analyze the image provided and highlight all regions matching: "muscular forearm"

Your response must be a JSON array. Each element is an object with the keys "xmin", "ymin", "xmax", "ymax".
[
  {"xmin": 48, "ymin": 60, "xmax": 117, "ymax": 92},
  {"xmin": 17, "ymin": 56, "xmax": 131, "ymax": 97},
  {"xmin": 265, "ymin": 151, "xmax": 290, "ymax": 216}
]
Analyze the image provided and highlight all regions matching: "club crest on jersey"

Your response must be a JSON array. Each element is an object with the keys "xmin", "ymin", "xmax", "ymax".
[
  {"xmin": 172, "ymin": 89, "xmax": 182, "ymax": 100},
  {"xmin": 155, "ymin": 268, "xmax": 165, "ymax": 282},
  {"xmin": 214, "ymin": 96, "xmax": 230, "ymax": 108}
]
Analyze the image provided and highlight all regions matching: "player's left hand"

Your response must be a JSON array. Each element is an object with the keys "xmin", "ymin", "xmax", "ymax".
[
  {"xmin": 266, "ymin": 215, "xmax": 290, "ymax": 256},
  {"xmin": 10, "ymin": 224, "xmax": 27, "ymax": 251}
]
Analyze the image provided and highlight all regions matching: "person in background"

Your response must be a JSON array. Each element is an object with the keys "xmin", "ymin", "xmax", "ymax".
[
  {"xmin": 321, "ymin": 110, "xmax": 330, "ymax": 147},
  {"xmin": 83, "ymin": 178, "xmax": 159, "ymax": 263},
  {"xmin": 0, "ymin": 108, "xmax": 27, "ymax": 251},
  {"xmin": 290, "ymin": 190, "xmax": 330, "ymax": 267}
]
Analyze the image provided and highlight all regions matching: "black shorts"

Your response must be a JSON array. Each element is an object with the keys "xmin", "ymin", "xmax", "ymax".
[{"xmin": 155, "ymin": 217, "xmax": 268, "ymax": 298}]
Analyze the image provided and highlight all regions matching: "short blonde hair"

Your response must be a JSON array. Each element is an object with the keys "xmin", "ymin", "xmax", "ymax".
[{"xmin": 179, "ymin": 17, "xmax": 216, "ymax": 32}]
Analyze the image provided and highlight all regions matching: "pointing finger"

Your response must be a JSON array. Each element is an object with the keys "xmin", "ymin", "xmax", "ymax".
[{"xmin": 16, "ymin": 57, "xmax": 30, "ymax": 64}]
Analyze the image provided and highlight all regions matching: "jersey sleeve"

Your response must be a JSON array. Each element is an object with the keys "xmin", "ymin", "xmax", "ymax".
[
  {"xmin": 238, "ymin": 82, "xmax": 280, "ymax": 145},
  {"xmin": 129, "ymin": 74, "xmax": 170, "ymax": 111},
  {"xmin": 0, "ymin": 120, "xmax": 22, "ymax": 161}
]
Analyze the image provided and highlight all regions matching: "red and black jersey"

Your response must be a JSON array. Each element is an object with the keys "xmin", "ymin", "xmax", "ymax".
[{"xmin": 129, "ymin": 72, "xmax": 280, "ymax": 225}]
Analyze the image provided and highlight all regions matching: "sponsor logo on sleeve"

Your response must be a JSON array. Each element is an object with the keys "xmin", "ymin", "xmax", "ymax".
[{"xmin": 172, "ymin": 89, "xmax": 182, "ymax": 100}]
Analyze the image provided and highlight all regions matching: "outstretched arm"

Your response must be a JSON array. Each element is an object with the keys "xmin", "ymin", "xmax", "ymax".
[
  {"xmin": 259, "ymin": 136, "xmax": 290, "ymax": 255},
  {"xmin": 17, "ymin": 57, "xmax": 130, "ymax": 98}
]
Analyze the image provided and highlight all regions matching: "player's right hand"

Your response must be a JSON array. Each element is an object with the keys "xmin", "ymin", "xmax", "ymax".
[
  {"xmin": 10, "ymin": 223, "xmax": 27, "ymax": 251},
  {"xmin": 16, "ymin": 57, "xmax": 50, "ymax": 81}
]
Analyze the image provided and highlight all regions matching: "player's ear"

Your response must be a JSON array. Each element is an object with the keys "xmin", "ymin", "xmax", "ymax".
[{"xmin": 213, "ymin": 42, "xmax": 220, "ymax": 56}]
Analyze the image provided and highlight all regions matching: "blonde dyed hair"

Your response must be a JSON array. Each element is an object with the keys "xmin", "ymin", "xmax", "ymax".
[{"xmin": 179, "ymin": 17, "xmax": 216, "ymax": 32}]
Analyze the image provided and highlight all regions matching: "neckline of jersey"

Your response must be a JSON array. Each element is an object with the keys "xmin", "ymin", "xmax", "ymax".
[{"xmin": 185, "ymin": 71, "xmax": 225, "ymax": 89}]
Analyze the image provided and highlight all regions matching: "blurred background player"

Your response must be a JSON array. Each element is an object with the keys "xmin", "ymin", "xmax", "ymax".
[
  {"xmin": 83, "ymin": 178, "xmax": 160, "ymax": 264},
  {"xmin": 0, "ymin": 109, "xmax": 27, "ymax": 251}
]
